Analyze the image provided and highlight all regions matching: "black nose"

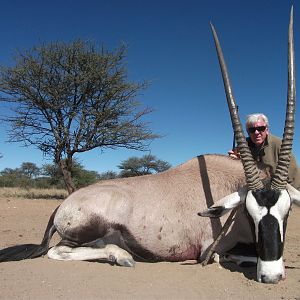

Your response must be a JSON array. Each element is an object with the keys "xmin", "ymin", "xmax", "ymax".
[{"xmin": 261, "ymin": 274, "xmax": 282, "ymax": 284}]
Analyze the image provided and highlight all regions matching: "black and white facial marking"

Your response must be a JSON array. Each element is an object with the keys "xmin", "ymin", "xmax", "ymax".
[{"xmin": 246, "ymin": 188, "xmax": 291, "ymax": 284}]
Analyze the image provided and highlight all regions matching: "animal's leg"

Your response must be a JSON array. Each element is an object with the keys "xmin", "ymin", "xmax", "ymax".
[
  {"xmin": 47, "ymin": 244, "xmax": 135, "ymax": 267},
  {"xmin": 220, "ymin": 253, "xmax": 257, "ymax": 267},
  {"xmin": 214, "ymin": 243, "xmax": 257, "ymax": 267},
  {"xmin": 199, "ymin": 240, "xmax": 257, "ymax": 267},
  {"xmin": 197, "ymin": 238, "xmax": 214, "ymax": 263}
]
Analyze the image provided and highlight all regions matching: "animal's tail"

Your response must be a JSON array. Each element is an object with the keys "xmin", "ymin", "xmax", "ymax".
[{"xmin": 0, "ymin": 206, "xmax": 59, "ymax": 262}]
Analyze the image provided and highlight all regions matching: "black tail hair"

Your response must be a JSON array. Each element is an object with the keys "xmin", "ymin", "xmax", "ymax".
[{"xmin": 0, "ymin": 206, "xmax": 59, "ymax": 262}]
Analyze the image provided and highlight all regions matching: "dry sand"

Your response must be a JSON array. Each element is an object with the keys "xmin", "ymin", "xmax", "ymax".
[{"xmin": 1, "ymin": 196, "xmax": 300, "ymax": 299}]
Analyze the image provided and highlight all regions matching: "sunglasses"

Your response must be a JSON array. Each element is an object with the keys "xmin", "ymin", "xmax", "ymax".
[{"xmin": 248, "ymin": 126, "xmax": 267, "ymax": 134}]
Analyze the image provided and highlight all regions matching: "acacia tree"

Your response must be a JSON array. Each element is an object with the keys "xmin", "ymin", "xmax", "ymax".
[
  {"xmin": 118, "ymin": 154, "xmax": 171, "ymax": 177},
  {"xmin": 0, "ymin": 40, "xmax": 157, "ymax": 194},
  {"xmin": 19, "ymin": 162, "xmax": 41, "ymax": 179}
]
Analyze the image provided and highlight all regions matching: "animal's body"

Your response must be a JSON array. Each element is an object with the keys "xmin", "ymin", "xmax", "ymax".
[{"xmin": 52, "ymin": 154, "xmax": 250, "ymax": 262}]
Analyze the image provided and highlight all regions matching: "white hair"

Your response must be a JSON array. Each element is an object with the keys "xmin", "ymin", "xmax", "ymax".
[{"xmin": 246, "ymin": 113, "xmax": 269, "ymax": 128}]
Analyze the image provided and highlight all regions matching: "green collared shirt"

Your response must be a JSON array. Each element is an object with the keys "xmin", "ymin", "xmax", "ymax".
[{"xmin": 246, "ymin": 133, "xmax": 300, "ymax": 190}]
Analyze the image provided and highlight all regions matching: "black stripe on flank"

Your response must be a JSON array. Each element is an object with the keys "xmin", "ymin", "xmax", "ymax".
[
  {"xmin": 112, "ymin": 223, "xmax": 164, "ymax": 262},
  {"xmin": 197, "ymin": 155, "xmax": 222, "ymax": 240}
]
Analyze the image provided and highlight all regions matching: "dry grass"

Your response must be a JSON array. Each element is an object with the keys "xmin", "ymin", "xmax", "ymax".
[{"xmin": 0, "ymin": 187, "xmax": 68, "ymax": 200}]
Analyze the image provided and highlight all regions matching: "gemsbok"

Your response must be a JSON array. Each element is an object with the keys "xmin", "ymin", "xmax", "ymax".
[{"xmin": 1, "ymin": 8, "xmax": 299, "ymax": 284}]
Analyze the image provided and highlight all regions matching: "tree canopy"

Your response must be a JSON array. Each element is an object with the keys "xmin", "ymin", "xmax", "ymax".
[
  {"xmin": 118, "ymin": 154, "xmax": 171, "ymax": 177},
  {"xmin": 0, "ymin": 40, "xmax": 158, "ymax": 194}
]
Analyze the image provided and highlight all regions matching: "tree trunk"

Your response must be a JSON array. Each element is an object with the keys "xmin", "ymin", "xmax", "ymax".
[{"xmin": 58, "ymin": 159, "xmax": 76, "ymax": 195}]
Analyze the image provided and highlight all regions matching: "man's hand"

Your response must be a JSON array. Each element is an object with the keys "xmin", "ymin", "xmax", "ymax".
[{"xmin": 228, "ymin": 149, "xmax": 240, "ymax": 159}]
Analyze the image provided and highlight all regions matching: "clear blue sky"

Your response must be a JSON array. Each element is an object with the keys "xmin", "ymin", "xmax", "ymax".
[{"xmin": 0, "ymin": 0, "xmax": 299, "ymax": 174}]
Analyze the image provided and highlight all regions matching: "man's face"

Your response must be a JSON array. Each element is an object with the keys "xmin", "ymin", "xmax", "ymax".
[{"xmin": 247, "ymin": 120, "xmax": 269, "ymax": 146}]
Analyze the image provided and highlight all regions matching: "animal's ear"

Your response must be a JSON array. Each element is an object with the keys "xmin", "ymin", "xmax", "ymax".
[
  {"xmin": 287, "ymin": 184, "xmax": 300, "ymax": 206},
  {"xmin": 198, "ymin": 186, "xmax": 247, "ymax": 218}
]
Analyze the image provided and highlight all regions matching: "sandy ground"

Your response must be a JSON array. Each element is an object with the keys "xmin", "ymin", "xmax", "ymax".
[{"xmin": 0, "ymin": 196, "xmax": 300, "ymax": 300}]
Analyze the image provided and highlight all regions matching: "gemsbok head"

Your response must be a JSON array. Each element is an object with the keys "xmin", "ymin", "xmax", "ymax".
[{"xmin": 200, "ymin": 7, "xmax": 300, "ymax": 283}]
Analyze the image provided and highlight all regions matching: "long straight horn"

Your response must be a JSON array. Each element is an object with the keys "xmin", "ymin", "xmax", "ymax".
[
  {"xmin": 211, "ymin": 23, "xmax": 263, "ymax": 190},
  {"xmin": 271, "ymin": 7, "xmax": 296, "ymax": 190}
]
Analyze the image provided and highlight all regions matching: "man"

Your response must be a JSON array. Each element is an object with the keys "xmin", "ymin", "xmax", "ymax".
[{"xmin": 228, "ymin": 113, "xmax": 300, "ymax": 190}]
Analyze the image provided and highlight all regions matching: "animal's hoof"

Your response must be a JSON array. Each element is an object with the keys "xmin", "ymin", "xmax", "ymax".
[
  {"xmin": 117, "ymin": 258, "xmax": 136, "ymax": 267},
  {"xmin": 108, "ymin": 254, "xmax": 117, "ymax": 263}
]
